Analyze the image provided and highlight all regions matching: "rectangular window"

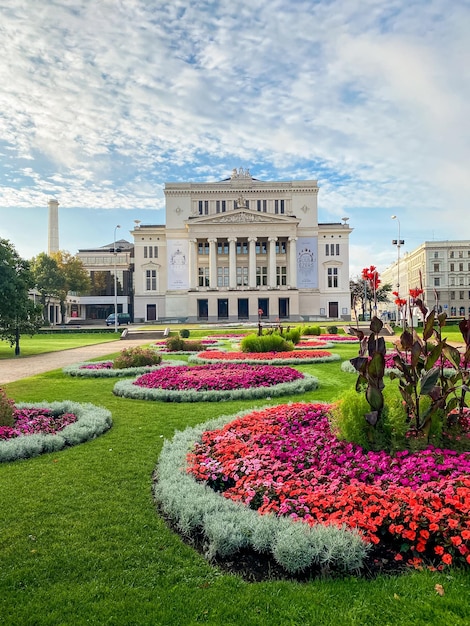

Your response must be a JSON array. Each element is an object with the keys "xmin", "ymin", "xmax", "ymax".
[
  {"xmin": 434, "ymin": 251, "xmax": 439, "ymax": 258},
  {"xmin": 236, "ymin": 241, "xmax": 248, "ymax": 255},
  {"xmin": 327, "ymin": 267, "xmax": 338, "ymax": 288},
  {"xmin": 276, "ymin": 241, "xmax": 287, "ymax": 254},
  {"xmin": 245, "ymin": 200, "xmax": 249, "ymax": 209},
  {"xmin": 460, "ymin": 291, "xmax": 465, "ymax": 300},
  {"xmin": 459, "ymin": 251, "xmax": 463, "ymax": 258},
  {"xmin": 276, "ymin": 266, "xmax": 287, "ymax": 286},
  {"xmin": 236, "ymin": 266, "xmax": 248, "ymax": 286},
  {"xmin": 434, "ymin": 277, "xmax": 440, "ymax": 286},
  {"xmin": 274, "ymin": 199, "xmax": 285, "ymax": 214},
  {"xmin": 217, "ymin": 266, "xmax": 229, "ymax": 287},
  {"xmin": 216, "ymin": 200, "xmax": 220, "ymax": 213},
  {"xmin": 459, "ymin": 263, "xmax": 464, "ymax": 272},
  {"xmin": 145, "ymin": 269, "xmax": 157, "ymax": 291},
  {"xmin": 451, "ymin": 291, "xmax": 455, "ymax": 300},
  {"xmin": 450, "ymin": 263, "xmax": 455, "ymax": 271},
  {"xmin": 198, "ymin": 267, "xmax": 209, "ymax": 287},
  {"xmin": 336, "ymin": 243, "xmax": 340, "ymax": 255},
  {"xmin": 216, "ymin": 200, "xmax": 226, "ymax": 213},
  {"xmin": 198, "ymin": 200, "xmax": 203, "ymax": 215},
  {"xmin": 450, "ymin": 277, "xmax": 455, "ymax": 286},
  {"xmin": 256, "ymin": 266, "xmax": 268, "ymax": 286},
  {"xmin": 325, "ymin": 244, "xmax": 329, "ymax": 256},
  {"xmin": 198, "ymin": 242, "xmax": 209, "ymax": 255},
  {"xmin": 433, "ymin": 263, "xmax": 439, "ymax": 272},
  {"xmin": 217, "ymin": 241, "xmax": 229, "ymax": 255},
  {"xmin": 255, "ymin": 241, "xmax": 267, "ymax": 254},
  {"xmin": 450, "ymin": 251, "xmax": 455, "ymax": 258}
]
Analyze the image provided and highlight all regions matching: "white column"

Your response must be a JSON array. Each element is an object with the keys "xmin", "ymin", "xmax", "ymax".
[
  {"xmin": 248, "ymin": 237, "xmax": 257, "ymax": 288},
  {"xmin": 208, "ymin": 238, "xmax": 217, "ymax": 288},
  {"xmin": 288, "ymin": 236, "xmax": 298, "ymax": 287},
  {"xmin": 188, "ymin": 239, "xmax": 197, "ymax": 289},
  {"xmin": 268, "ymin": 237, "xmax": 278, "ymax": 287},
  {"xmin": 228, "ymin": 237, "xmax": 237, "ymax": 288}
]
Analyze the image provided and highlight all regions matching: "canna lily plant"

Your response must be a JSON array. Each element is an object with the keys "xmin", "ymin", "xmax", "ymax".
[{"xmin": 347, "ymin": 280, "xmax": 470, "ymax": 446}]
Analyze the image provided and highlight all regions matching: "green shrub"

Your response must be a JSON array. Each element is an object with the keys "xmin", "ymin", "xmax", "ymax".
[
  {"xmin": 0, "ymin": 387, "xmax": 15, "ymax": 427},
  {"xmin": 326, "ymin": 325, "xmax": 338, "ymax": 334},
  {"xmin": 303, "ymin": 325, "xmax": 321, "ymax": 336},
  {"xmin": 180, "ymin": 329, "xmax": 190, "ymax": 338},
  {"xmin": 165, "ymin": 337, "xmax": 203, "ymax": 352},
  {"xmin": 166, "ymin": 336, "xmax": 185, "ymax": 351},
  {"xmin": 113, "ymin": 347, "xmax": 162, "ymax": 369},
  {"xmin": 241, "ymin": 333, "xmax": 293, "ymax": 353},
  {"xmin": 283, "ymin": 327, "xmax": 301, "ymax": 344}
]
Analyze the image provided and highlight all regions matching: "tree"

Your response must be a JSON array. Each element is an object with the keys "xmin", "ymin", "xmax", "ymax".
[
  {"xmin": 0, "ymin": 239, "xmax": 43, "ymax": 355},
  {"xmin": 30, "ymin": 253, "xmax": 66, "ymax": 323},
  {"xmin": 51, "ymin": 251, "xmax": 91, "ymax": 322}
]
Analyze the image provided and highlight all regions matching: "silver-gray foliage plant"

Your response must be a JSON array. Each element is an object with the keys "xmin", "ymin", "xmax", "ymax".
[{"xmin": 153, "ymin": 408, "xmax": 370, "ymax": 576}]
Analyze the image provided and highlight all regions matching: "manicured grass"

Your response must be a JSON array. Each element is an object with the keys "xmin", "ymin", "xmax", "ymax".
[
  {"xmin": 0, "ymin": 333, "xmax": 122, "ymax": 359},
  {"xmin": 1, "ymin": 342, "xmax": 469, "ymax": 625}
]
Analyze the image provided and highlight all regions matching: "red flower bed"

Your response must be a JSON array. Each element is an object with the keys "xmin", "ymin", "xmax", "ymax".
[
  {"xmin": 194, "ymin": 350, "xmax": 334, "ymax": 361},
  {"xmin": 187, "ymin": 403, "xmax": 470, "ymax": 569}
]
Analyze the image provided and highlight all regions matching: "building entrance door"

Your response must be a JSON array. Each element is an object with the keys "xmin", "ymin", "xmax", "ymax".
[
  {"xmin": 328, "ymin": 302, "xmax": 338, "ymax": 318},
  {"xmin": 147, "ymin": 304, "xmax": 157, "ymax": 321}
]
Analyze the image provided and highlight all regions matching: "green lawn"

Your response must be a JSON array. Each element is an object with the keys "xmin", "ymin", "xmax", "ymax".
[
  {"xmin": 1, "ymin": 338, "xmax": 469, "ymax": 625},
  {"xmin": 0, "ymin": 332, "xmax": 122, "ymax": 359}
]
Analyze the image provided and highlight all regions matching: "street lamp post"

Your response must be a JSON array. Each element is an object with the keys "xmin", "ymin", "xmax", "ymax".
[
  {"xmin": 113, "ymin": 225, "xmax": 121, "ymax": 333},
  {"xmin": 391, "ymin": 215, "xmax": 405, "ymax": 327}
]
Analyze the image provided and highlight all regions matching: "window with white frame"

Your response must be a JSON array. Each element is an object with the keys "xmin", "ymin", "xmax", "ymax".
[
  {"xmin": 274, "ymin": 199, "xmax": 285, "ymax": 214},
  {"xmin": 327, "ymin": 267, "xmax": 338, "ymax": 287},
  {"xmin": 216, "ymin": 200, "xmax": 226, "ymax": 213},
  {"xmin": 276, "ymin": 266, "xmax": 287, "ymax": 286},
  {"xmin": 198, "ymin": 242, "xmax": 209, "ymax": 255},
  {"xmin": 143, "ymin": 246, "xmax": 158, "ymax": 259},
  {"xmin": 217, "ymin": 266, "xmax": 229, "ymax": 287},
  {"xmin": 145, "ymin": 269, "xmax": 157, "ymax": 291},
  {"xmin": 198, "ymin": 267, "xmax": 209, "ymax": 287},
  {"xmin": 236, "ymin": 266, "xmax": 248, "ymax": 286},
  {"xmin": 256, "ymin": 266, "xmax": 268, "ymax": 286}
]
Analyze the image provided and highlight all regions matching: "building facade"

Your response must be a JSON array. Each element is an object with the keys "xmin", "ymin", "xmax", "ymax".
[
  {"xmin": 132, "ymin": 168, "xmax": 353, "ymax": 323},
  {"xmin": 69, "ymin": 239, "xmax": 134, "ymax": 322},
  {"xmin": 381, "ymin": 240, "xmax": 470, "ymax": 319}
]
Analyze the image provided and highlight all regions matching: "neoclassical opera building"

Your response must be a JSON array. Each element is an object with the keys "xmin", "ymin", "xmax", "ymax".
[{"xmin": 132, "ymin": 168, "xmax": 353, "ymax": 323}]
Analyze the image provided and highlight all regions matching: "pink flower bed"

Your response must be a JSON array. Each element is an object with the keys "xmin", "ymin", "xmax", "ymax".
[
  {"xmin": 134, "ymin": 363, "xmax": 304, "ymax": 391},
  {"xmin": 384, "ymin": 351, "xmax": 467, "ymax": 370},
  {"xmin": 317, "ymin": 334, "xmax": 359, "ymax": 342},
  {"xmin": 187, "ymin": 402, "xmax": 470, "ymax": 569},
  {"xmin": 0, "ymin": 407, "xmax": 78, "ymax": 440},
  {"xmin": 194, "ymin": 349, "xmax": 333, "ymax": 361}
]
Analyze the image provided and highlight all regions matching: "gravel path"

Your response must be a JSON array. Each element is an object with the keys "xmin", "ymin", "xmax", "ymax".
[{"xmin": 0, "ymin": 338, "xmax": 148, "ymax": 384}]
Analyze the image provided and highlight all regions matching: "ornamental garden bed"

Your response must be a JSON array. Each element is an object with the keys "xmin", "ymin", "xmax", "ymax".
[
  {"xmin": 188, "ymin": 350, "xmax": 340, "ymax": 365},
  {"xmin": 154, "ymin": 401, "xmax": 470, "ymax": 580},
  {"xmin": 0, "ymin": 400, "xmax": 112, "ymax": 462},
  {"xmin": 62, "ymin": 359, "xmax": 187, "ymax": 377},
  {"xmin": 113, "ymin": 363, "xmax": 318, "ymax": 402}
]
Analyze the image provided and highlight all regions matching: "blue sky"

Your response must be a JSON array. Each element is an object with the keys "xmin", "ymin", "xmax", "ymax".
[{"xmin": 1, "ymin": 0, "xmax": 469, "ymax": 278}]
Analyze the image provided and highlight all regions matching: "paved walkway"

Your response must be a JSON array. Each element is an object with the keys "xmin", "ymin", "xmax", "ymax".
[{"xmin": 0, "ymin": 338, "xmax": 148, "ymax": 384}]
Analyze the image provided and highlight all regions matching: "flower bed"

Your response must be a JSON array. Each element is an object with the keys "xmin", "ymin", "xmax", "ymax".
[
  {"xmin": 0, "ymin": 401, "xmax": 112, "ymax": 462},
  {"xmin": 113, "ymin": 363, "xmax": 318, "ymax": 402},
  {"xmin": 189, "ymin": 350, "xmax": 340, "ymax": 365},
  {"xmin": 153, "ymin": 408, "xmax": 369, "ymax": 576},
  {"xmin": 316, "ymin": 334, "xmax": 359, "ymax": 343},
  {"xmin": 341, "ymin": 350, "xmax": 463, "ymax": 376},
  {"xmin": 186, "ymin": 403, "xmax": 470, "ymax": 571},
  {"xmin": 295, "ymin": 340, "xmax": 332, "ymax": 349},
  {"xmin": 62, "ymin": 359, "xmax": 186, "ymax": 377}
]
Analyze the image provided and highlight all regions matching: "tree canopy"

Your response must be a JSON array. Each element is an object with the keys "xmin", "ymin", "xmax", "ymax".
[{"xmin": 0, "ymin": 239, "xmax": 43, "ymax": 354}]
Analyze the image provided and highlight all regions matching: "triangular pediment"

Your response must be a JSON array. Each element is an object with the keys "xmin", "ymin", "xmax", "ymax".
[{"xmin": 186, "ymin": 209, "xmax": 299, "ymax": 226}]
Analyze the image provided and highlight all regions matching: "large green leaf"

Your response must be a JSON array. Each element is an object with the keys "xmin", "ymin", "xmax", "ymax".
[
  {"xmin": 419, "ymin": 368, "xmax": 440, "ymax": 395},
  {"xmin": 442, "ymin": 344, "xmax": 462, "ymax": 370},
  {"xmin": 423, "ymin": 311, "xmax": 436, "ymax": 341},
  {"xmin": 369, "ymin": 316, "xmax": 383, "ymax": 335},
  {"xmin": 425, "ymin": 342, "xmax": 443, "ymax": 370},
  {"xmin": 366, "ymin": 386, "xmax": 384, "ymax": 412},
  {"xmin": 368, "ymin": 352, "xmax": 385, "ymax": 378}
]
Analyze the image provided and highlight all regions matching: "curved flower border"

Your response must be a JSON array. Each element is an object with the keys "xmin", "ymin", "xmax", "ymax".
[
  {"xmin": 0, "ymin": 401, "xmax": 112, "ymax": 463},
  {"xmin": 189, "ymin": 350, "xmax": 340, "ymax": 365},
  {"xmin": 113, "ymin": 371, "xmax": 319, "ymax": 402},
  {"xmin": 62, "ymin": 359, "xmax": 187, "ymax": 378},
  {"xmin": 153, "ymin": 407, "xmax": 369, "ymax": 574},
  {"xmin": 340, "ymin": 360, "xmax": 456, "ymax": 378}
]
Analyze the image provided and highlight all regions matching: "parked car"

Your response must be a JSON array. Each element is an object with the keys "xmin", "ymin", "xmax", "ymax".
[{"xmin": 106, "ymin": 313, "xmax": 131, "ymax": 326}]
